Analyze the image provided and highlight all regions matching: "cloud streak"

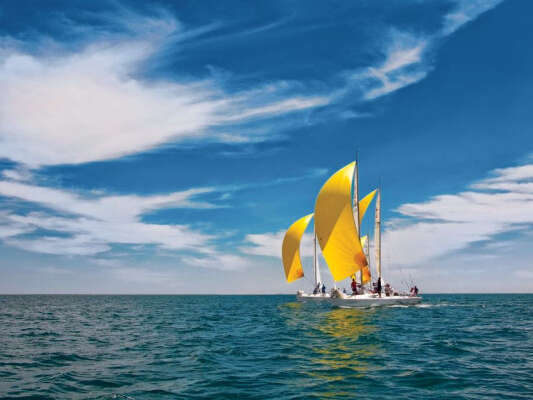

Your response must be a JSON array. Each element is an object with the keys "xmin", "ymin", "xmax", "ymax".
[
  {"xmin": 0, "ymin": 15, "xmax": 329, "ymax": 167},
  {"xmin": 343, "ymin": 0, "xmax": 504, "ymax": 102},
  {"xmin": 348, "ymin": 30, "xmax": 430, "ymax": 100},
  {"xmin": 383, "ymin": 161, "xmax": 533, "ymax": 267},
  {"xmin": 0, "ymin": 164, "xmax": 327, "ymax": 265},
  {"xmin": 0, "ymin": 178, "xmax": 217, "ymax": 256},
  {"xmin": 0, "ymin": 1, "xmax": 506, "ymax": 168},
  {"xmin": 443, "ymin": 0, "xmax": 505, "ymax": 35}
]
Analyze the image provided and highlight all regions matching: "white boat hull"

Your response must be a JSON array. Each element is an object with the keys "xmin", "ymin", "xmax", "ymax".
[
  {"xmin": 296, "ymin": 290, "xmax": 331, "ymax": 301},
  {"xmin": 329, "ymin": 291, "xmax": 421, "ymax": 307}
]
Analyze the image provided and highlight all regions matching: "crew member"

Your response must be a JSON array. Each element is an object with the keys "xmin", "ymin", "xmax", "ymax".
[
  {"xmin": 351, "ymin": 278, "xmax": 358, "ymax": 295},
  {"xmin": 313, "ymin": 284, "xmax": 320, "ymax": 295}
]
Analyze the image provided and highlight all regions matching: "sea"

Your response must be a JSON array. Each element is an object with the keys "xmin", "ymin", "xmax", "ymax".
[{"xmin": 0, "ymin": 294, "xmax": 531, "ymax": 399}]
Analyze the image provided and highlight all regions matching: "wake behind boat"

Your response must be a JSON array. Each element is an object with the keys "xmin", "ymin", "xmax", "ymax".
[{"xmin": 281, "ymin": 158, "xmax": 422, "ymax": 307}]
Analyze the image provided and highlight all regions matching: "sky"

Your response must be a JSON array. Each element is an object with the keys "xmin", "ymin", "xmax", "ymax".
[{"xmin": 0, "ymin": 0, "xmax": 532, "ymax": 294}]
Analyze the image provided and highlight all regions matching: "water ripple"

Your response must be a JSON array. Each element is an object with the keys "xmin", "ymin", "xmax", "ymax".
[{"xmin": 0, "ymin": 294, "xmax": 532, "ymax": 399}]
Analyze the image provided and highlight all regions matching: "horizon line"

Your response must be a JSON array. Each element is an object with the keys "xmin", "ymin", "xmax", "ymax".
[{"xmin": 1, "ymin": 292, "xmax": 532, "ymax": 295}]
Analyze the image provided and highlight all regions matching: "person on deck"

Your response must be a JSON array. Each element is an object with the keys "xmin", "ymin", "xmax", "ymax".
[
  {"xmin": 384, "ymin": 283, "xmax": 391, "ymax": 296},
  {"xmin": 351, "ymin": 278, "xmax": 358, "ymax": 295},
  {"xmin": 414, "ymin": 286, "xmax": 419, "ymax": 296},
  {"xmin": 321, "ymin": 283, "xmax": 326, "ymax": 294},
  {"xmin": 377, "ymin": 277, "xmax": 382, "ymax": 298}
]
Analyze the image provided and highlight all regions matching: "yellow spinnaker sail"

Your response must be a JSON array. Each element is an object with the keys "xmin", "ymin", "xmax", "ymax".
[
  {"xmin": 314, "ymin": 162, "xmax": 368, "ymax": 281},
  {"xmin": 361, "ymin": 266, "xmax": 372, "ymax": 284},
  {"xmin": 282, "ymin": 213, "xmax": 313, "ymax": 282},
  {"xmin": 359, "ymin": 235, "xmax": 372, "ymax": 284}
]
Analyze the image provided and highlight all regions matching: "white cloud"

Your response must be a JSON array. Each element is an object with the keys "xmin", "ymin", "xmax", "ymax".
[
  {"xmin": 1, "ymin": 168, "xmax": 32, "ymax": 182},
  {"xmin": 344, "ymin": 1, "xmax": 505, "ymax": 102},
  {"xmin": 383, "ymin": 162, "xmax": 533, "ymax": 267},
  {"xmin": 0, "ymin": 2, "xmax": 506, "ymax": 167},
  {"xmin": 182, "ymin": 253, "xmax": 249, "ymax": 271},
  {"xmin": 0, "ymin": 180, "xmax": 217, "ymax": 219},
  {"xmin": 0, "ymin": 212, "xmax": 34, "ymax": 238},
  {"xmin": 223, "ymin": 96, "xmax": 328, "ymax": 122},
  {"xmin": 7, "ymin": 234, "xmax": 111, "ymax": 256},
  {"xmin": 344, "ymin": 30, "xmax": 430, "ymax": 101},
  {"xmin": 0, "ymin": 18, "xmax": 329, "ymax": 167},
  {"xmin": 443, "ymin": 0, "xmax": 505, "ymax": 35},
  {"xmin": 241, "ymin": 231, "xmax": 285, "ymax": 257},
  {"xmin": 241, "ymin": 231, "xmax": 315, "ymax": 258},
  {"xmin": 0, "ymin": 179, "xmax": 218, "ymax": 256},
  {"xmin": 362, "ymin": 32, "xmax": 429, "ymax": 100},
  {"xmin": 0, "ymin": 165, "xmax": 329, "ymax": 265},
  {"xmin": 339, "ymin": 23, "xmax": 439, "ymax": 102}
]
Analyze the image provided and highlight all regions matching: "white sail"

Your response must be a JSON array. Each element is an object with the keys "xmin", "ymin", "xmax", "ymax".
[
  {"xmin": 315, "ymin": 254, "xmax": 322, "ymax": 286},
  {"xmin": 352, "ymin": 157, "xmax": 363, "ymax": 286},
  {"xmin": 352, "ymin": 160, "xmax": 360, "ymax": 238},
  {"xmin": 313, "ymin": 226, "xmax": 322, "ymax": 286},
  {"xmin": 374, "ymin": 188, "xmax": 381, "ymax": 280}
]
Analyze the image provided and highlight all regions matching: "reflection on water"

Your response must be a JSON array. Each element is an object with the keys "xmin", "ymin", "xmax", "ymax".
[
  {"xmin": 280, "ymin": 302, "xmax": 383, "ymax": 397},
  {"xmin": 319, "ymin": 307, "xmax": 375, "ymax": 340},
  {"xmin": 310, "ymin": 308, "xmax": 379, "ymax": 382}
]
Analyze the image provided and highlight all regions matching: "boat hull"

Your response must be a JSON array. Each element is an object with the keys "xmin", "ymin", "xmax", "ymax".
[
  {"xmin": 296, "ymin": 291, "xmax": 331, "ymax": 301},
  {"xmin": 329, "ymin": 293, "xmax": 421, "ymax": 307}
]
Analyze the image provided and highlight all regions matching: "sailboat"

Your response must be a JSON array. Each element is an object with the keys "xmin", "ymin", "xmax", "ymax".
[
  {"xmin": 282, "ymin": 213, "xmax": 329, "ymax": 300},
  {"xmin": 281, "ymin": 160, "xmax": 421, "ymax": 307}
]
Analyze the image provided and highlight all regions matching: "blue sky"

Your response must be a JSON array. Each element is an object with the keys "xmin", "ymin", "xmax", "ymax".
[{"xmin": 0, "ymin": 0, "xmax": 532, "ymax": 293}]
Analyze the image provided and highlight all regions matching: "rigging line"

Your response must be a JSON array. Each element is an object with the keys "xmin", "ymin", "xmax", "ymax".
[{"xmin": 302, "ymin": 274, "xmax": 314, "ymax": 287}]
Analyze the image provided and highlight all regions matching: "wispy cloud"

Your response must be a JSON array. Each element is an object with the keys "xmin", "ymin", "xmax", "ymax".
[
  {"xmin": 0, "ymin": 179, "xmax": 218, "ymax": 256},
  {"xmin": 241, "ymin": 231, "xmax": 285, "ymax": 258},
  {"xmin": 383, "ymin": 161, "xmax": 533, "ymax": 267},
  {"xmin": 0, "ymin": 165, "xmax": 327, "ymax": 264},
  {"xmin": 241, "ymin": 230, "xmax": 317, "ymax": 258},
  {"xmin": 442, "ymin": 0, "xmax": 505, "ymax": 35},
  {"xmin": 342, "ymin": 1, "xmax": 505, "ymax": 102},
  {"xmin": 0, "ymin": 14, "xmax": 329, "ymax": 167},
  {"xmin": 0, "ymin": 2, "xmax": 506, "ymax": 168},
  {"xmin": 1, "ymin": 167, "xmax": 32, "ymax": 182},
  {"xmin": 182, "ymin": 253, "xmax": 249, "ymax": 271},
  {"xmin": 348, "ymin": 30, "xmax": 430, "ymax": 100},
  {"xmin": 213, "ymin": 167, "xmax": 328, "ymax": 195},
  {"xmin": 179, "ymin": 18, "xmax": 288, "ymax": 50}
]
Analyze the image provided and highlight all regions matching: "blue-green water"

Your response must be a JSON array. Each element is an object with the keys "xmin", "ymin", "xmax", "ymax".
[{"xmin": 0, "ymin": 294, "xmax": 532, "ymax": 399}]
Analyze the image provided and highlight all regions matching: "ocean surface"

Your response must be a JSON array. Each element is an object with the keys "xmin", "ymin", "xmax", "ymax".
[{"xmin": 0, "ymin": 294, "xmax": 532, "ymax": 399}]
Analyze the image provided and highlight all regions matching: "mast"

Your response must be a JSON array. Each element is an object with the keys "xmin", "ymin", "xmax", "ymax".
[
  {"xmin": 313, "ymin": 223, "xmax": 319, "ymax": 286},
  {"xmin": 352, "ymin": 152, "xmax": 362, "ymax": 286},
  {"xmin": 374, "ymin": 187, "xmax": 382, "ymax": 281},
  {"xmin": 352, "ymin": 153, "xmax": 360, "ymax": 238},
  {"xmin": 366, "ymin": 235, "xmax": 371, "ymax": 272}
]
